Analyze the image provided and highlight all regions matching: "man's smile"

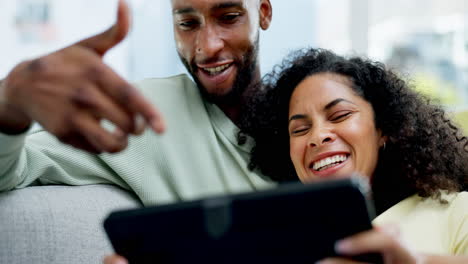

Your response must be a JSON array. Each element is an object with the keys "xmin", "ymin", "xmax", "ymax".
[
  {"xmin": 200, "ymin": 63, "xmax": 233, "ymax": 75},
  {"xmin": 197, "ymin": 61, "xmax": 237, "ymax": 88}
]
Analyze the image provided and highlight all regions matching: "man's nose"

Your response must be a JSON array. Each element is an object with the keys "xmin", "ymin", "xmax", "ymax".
[{"xmin": 195, "ymin": 25, "xmax": 224, "ymax": 59}]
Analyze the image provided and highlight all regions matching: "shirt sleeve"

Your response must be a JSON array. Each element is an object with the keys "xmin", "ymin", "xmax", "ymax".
[
  {"xmin": 0, "ymin": 127, "xmax": 129, "ymax": 192},
  {"xmin": 0, "ymin": 131, "xmax": 28, "ymax": 190}
]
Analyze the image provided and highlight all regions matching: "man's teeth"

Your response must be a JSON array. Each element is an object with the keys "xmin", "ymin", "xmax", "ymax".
[
  {"xmin": 203, "ymin": 64, "xmax": 231, "ymax": 75},
  {"xmin": 312, "ymin": 155, "xmax": 348, "ymax": 171}
]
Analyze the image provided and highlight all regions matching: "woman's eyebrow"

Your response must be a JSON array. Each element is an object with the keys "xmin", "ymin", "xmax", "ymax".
[
  {"xmin": 324, "ymin": 98, "xmax": 356, "ymax": 110},
  {"xmin": 288, "ymin": 114, "xmax": 307, "ymax": 123},
  {"xmin": 288, "ymin": 98, "xmax": 356, "ymax": 123}
]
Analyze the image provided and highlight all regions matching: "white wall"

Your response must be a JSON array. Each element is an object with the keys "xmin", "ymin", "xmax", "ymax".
[
  {"xmin": 0, "ymin": 0, "xmax": 318, "ymax": 82},
  {"xmin": 0, "ymin": 0, "xmax": 128, "ymax": 79},
  {"xmin": 128, "ymin": 0, "xmax": 318, "ymax": 80}
]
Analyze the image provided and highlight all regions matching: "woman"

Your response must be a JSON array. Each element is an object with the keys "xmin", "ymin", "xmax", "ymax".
[{"xmin": 240, "ymin": 48, "xmax": 468, "ymax": 263}]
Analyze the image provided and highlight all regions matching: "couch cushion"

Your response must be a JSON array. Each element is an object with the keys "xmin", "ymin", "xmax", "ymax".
[{"xmin": 0, "ymin": 185, "xmax": 141, "ymax": 264}]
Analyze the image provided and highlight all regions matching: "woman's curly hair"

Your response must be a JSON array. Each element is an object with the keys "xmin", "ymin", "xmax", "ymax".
[{"xmin": 239, "ymin": 48, "xmax": 468, "ymax": 213}]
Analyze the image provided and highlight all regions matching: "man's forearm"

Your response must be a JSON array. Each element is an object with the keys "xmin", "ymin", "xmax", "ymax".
[{"xmin": 0, "ymin": 79, "xmax": 32, "ymax": 135}]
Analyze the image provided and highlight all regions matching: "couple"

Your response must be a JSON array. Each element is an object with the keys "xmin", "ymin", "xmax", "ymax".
[
  {"xmin": 0, "ymin": 0, "xmax": 466, "ymax": 263},
  {"xmin": 107, "ymin": 48, "xmax": 468, "ymax": 264}
]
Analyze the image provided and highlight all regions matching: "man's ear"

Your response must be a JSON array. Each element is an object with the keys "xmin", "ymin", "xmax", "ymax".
[{"xmin": 259, "ymin": 0, "xmax": 272, "ymax": 30}]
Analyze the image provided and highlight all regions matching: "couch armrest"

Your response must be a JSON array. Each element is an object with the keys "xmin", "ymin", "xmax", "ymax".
[{"xmin": 0, "ymin": 184, "xmax": 142, "ymax": 264}]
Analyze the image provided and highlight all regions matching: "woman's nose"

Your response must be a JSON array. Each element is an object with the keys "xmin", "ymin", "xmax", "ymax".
[{"xmin": 308, "ymin": 127, "xmax": 335, "ymax": 147}]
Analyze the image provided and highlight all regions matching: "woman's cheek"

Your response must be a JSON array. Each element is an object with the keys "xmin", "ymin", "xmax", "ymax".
[{"xmin": 289, "ymin": 137, "xmax": 307, "ymax": 180}]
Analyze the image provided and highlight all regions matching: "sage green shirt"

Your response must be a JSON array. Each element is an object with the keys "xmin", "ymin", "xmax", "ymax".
[{"xmin": 0, "ymin": 74, "xmax": 274, "ymax": 205}]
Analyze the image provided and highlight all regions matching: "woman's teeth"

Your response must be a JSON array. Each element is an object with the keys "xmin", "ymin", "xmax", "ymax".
[
  {"xmin": 312, "ymin": 154, "xmax": 348, "ymax": 171},
  {"xmin": 203, "ymin": 64, "xmax": 231, "ymax": 75}
]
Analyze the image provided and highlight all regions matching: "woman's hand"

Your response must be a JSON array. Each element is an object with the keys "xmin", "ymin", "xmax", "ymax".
[
  {"xmin": 103, "ymin": 254, "xmax": 128, "ymax": 264},
  {"xmin": 317, "ymin": 225, "xmax": 423, "ymax": 264}
]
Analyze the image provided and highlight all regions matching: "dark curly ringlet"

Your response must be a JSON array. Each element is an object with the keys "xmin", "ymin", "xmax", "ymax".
[{"xmin": 239, "ymin": 48, "xmax": 468, "ymax": 214}]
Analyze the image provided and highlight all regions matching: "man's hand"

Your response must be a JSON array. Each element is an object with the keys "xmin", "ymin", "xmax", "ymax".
[{"xmin": 0, "ymin": 0, "xmax": 165, "ymax": 153}]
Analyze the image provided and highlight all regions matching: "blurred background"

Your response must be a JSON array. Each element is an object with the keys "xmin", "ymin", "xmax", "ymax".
[{"xmin": 0, "ymin": 0, "xmax": 467, "ymax": 113}]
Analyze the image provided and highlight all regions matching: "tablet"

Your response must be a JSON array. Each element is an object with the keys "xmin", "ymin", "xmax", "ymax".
[{"xmin": 104, "ymin": 177, "xmax": 382, "ymax": 263}]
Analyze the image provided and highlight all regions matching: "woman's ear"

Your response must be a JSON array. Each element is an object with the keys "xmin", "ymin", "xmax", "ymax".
[{"xmin": 259, "ymin": 0, "xmax": 272, "ymax": 30}]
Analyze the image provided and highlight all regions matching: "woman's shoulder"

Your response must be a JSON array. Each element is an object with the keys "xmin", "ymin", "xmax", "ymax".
[
  {"xmin": 443, "ymin": 191, "xmax": 468, "ymax": 255},
  {"xmin": 446, "ymin": 191, "xmax": 468, "ymax": 206},
  {"xmin": 373, "ymin": 194, "xmax": 421, "ymax": 224},
  {"xmin": 444, "ymin": 191, "xmax": 468, "ymax": 224},
  {"xmin": 373, "ymin": 192, "xmax": 468, "ymax": 255},
  {"xmin": 372, "ymin": 191, "xmax": 467, "ymax": 230}
]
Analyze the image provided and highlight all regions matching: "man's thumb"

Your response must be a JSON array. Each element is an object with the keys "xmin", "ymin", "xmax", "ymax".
[{"xmin": 78, "ymin": 0, "xmax": 130, "ymax": 56}]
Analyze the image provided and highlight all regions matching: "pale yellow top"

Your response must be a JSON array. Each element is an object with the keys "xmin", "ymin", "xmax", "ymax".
[{"xmin": 373, "ymin": 192, "xmax": 468, "ymax": 256}]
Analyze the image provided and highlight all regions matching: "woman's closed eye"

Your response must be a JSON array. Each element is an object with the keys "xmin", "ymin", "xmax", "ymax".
[
  {"xmin": 330, "ymin": 111, "xmax": 353, "ymax": 122},
  {"xmin": 290, "ymin": 125, "xmax": 310, "ymax": 136}
]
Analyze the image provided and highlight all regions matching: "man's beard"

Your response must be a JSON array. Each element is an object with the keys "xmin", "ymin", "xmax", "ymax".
[{"xmin": 179, "ymin": 37, "xmax": 259, "ymax": 106}]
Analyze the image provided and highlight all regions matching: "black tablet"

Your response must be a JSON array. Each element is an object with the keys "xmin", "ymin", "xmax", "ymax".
[{"xmin": 104, "ymin": 177, "xmax": 382, "ymax": 263}]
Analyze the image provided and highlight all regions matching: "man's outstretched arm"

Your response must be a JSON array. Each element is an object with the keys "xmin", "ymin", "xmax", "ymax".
[
  {"xmin": 0, "ymin": 0, "xmax": 165, "ymax": 191},
  {"xmin": 0, "ymin": 0, "xmax": 165, "ymax": 154}
]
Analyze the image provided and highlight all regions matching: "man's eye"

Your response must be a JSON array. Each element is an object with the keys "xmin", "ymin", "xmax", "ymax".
[
  {"xmin": 178, "ymin": 20, "xmax": 199, "ymax": 30},
  {"xmin": 221, "ymin": 13, "xmax": 241, "ymax": 23}
]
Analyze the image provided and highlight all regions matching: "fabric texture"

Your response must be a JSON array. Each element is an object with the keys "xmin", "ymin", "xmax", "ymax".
[
  {"xmin": 0, "ymin": 74, "xmax": 274, "ymax": 206},
  {"xmin": 373, "ymin": 191, "xmax": 468, "ymax": 255},
  {"xmin": 0, "ymin": 184, "xmax": 141, "ymax": 264},
  {"xmin": 0, "ymin": 74, "xmax": 274, "ymax": 263},
  {"xmin": 454, "ymin": 110, "xmax": 468, "ymax": 133}
]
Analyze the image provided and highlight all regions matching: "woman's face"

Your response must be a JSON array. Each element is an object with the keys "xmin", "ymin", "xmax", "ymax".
[{"xmin": 288, "ymin": 73, "xmax": 385, "ymax": 183}]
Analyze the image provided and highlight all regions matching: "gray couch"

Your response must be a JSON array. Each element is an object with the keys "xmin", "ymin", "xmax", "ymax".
[{"xmin": 0, "ymin": 185, "xmax": 142, "ymax": 264}]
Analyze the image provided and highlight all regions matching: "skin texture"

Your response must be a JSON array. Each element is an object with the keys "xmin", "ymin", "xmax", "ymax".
[
  {"xmin": 288, "ymin": 73, "xmax": 385, "ymax": 183},
  {"xmin": 103, "ymin": 255, "xmax": 127, "ymax": 264},
  {"xmin": 0, "ymin": 0, "xmax": 165, "ymax": 154}
]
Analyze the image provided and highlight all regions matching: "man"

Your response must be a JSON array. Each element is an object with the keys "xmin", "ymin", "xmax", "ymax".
[
  {"xmin": 0, "ymin": 0, "xmax": 272, "ymax": 262},
  {"xmin": 0, "ymin": 0, "xmax": 273, "ymax": 203}
]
